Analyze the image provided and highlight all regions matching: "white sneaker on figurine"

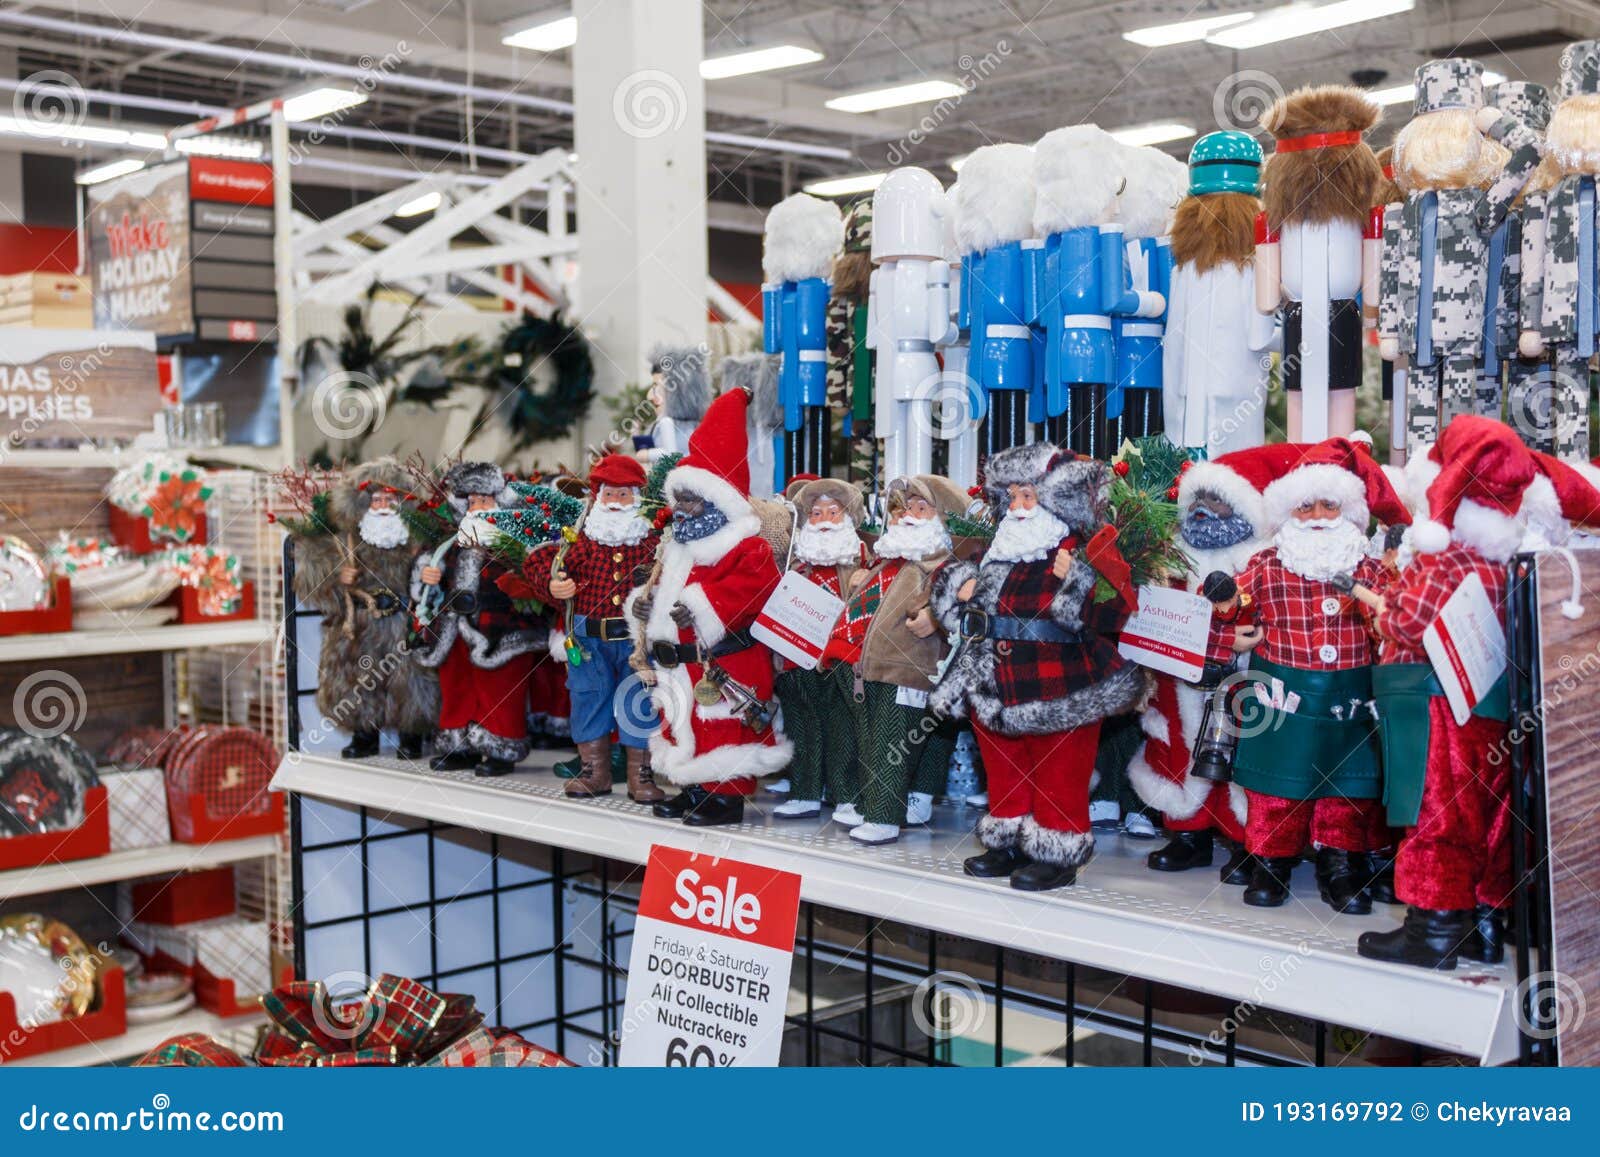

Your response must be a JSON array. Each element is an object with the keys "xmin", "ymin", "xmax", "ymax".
[
  {"xmin": 1089, "ymin": 800, "xmax": 1121, "ymax": 827},
  {"xmin": 772, "ymin": 798, "xmax": 822, "ymax": 819},
  {"xmin": 1123, "ymin": 811, "xmax": 1159, "ymax": 838},
  {"xmin": 905, "ymin": 792, "xmax": 934, "ymax": 825},
  {"xmin": 765, "ymin": 778, "xmax": 792, "ymax": 796},
  {"xmin": 831, "ymin": 802, "xmax": 865, "ymax": 827},
  {"xmin": 966, "ymin": 791, "xmax": 988, "ymax": 807},
  {"xmin": 849, "ymin": 822, "xmax": 901, "ymax": 846}
]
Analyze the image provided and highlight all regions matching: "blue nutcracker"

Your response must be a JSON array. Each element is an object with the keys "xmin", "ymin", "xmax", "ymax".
[
  {"xmin": 1032, "ymin": 125, "xmax": 1128, "ymax": 457},
  {"xmin": 953, "ymin": 143, "xmax": 1040, "ymax": 458},
  {"xmin": 763, "ymin": 193, "xmax": 845, "ymax": 485}
]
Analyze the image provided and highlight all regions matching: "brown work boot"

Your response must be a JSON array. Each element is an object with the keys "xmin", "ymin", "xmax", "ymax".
[
  {"xmin": 625, "ymin": 746, "xmax": 666, "ymax": 804},
  {"xmin": 564, "ymin": 738, "xmax": 613, "ymax": 798}
]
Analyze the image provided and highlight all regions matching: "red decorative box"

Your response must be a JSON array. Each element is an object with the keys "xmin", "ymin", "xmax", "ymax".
[
  {"xmin": 174, "ymin": 581, "xmax": 256, "ymax": 624},
  {"xmin": 195, "ymin": 959, "xmax": 292, "ymax": 1019},
  {"xmin": 108, "ymin": 504, "xmax": 207, "ymax": 555},
  {"xmin": 0, "ymin": 785, "xmax": 110, "ymax": 871},
  {"xmin": 129, "ymin": 866, "xmax": 237, "ymax": 927},
  {"xmin": 0, "ymin": 576, "xmax": 72, "ymax": 637},
  {"xmin": 0, "ymin": 966, "xmax": 127, "ymax": 1062}
]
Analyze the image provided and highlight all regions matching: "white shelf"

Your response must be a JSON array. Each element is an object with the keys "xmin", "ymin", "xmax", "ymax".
[
  {"xmin": 1, "ymin": 445, "xmax": 284, "ymax": 471},
  {"xmin": 4, "ymin": 1008, "xmax": 266, "ymax": 1068},
  {"xmin": 0, "ymin": 835, "xmax": 281, "ymax": 902},
  {"xmin": 274, "ymin": 750, "xmax": 1523, "ymax": 1066},
  {"xmin": 0, "ymin": 619, "xmax": 273, "ymax": 663}
]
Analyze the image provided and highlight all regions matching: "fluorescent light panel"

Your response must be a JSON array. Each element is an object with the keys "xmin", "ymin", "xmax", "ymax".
[
  {"xmin": 1207, "ymin": 0, "xmax": 1415, "ymax": 49},
  {"xmin": 282, "ymin": 86, "xmax": 367, "ymax": 122},
  {"xmin": 1123, "ymin": 13, "xmax": 1254, "ymax": 47},
  {"xmin": 701, "ymin": 44, "xmax": 823, "ymax": 79},
  {"xmin": 0, "ymin": 114, "xmax": 164, "ymax": 149},
  {"xmin": 76, "ymin": 158, "xmax": 146, "ymax": 185},
  {"xmin": 395, "ymin": 190, "xmax": 442, "ymax": 218},
  {"xmin": 502, "ymin": 15, "xmax": 577, "ymax": 52},
  {"xmin": 803, "ymin": 172, "xmax": 886, "ymax": 196},
  {"xmin": 1110, "ymin": 121, "xmax": 1197, "ymax": 147},
  {"xmin": 175, "ymin": 135, "xmax": 264, "ymax": 159},
  {"xmin": 825, "ymin": 79, "xmax": 965, "ymax": 113}
]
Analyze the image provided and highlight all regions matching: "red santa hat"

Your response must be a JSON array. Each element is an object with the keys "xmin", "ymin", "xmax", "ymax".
[
  {"xmin": 1261, "ymin": 437, "xmax": 1411, "ymax": 532},
  {"xmin": 1532, "ymin": 450, "xmax": 1600, "ymax": 528},
  {"xmin": 1412, "ymin": 416, "xmax": 1536, "ymax": 561},
  {"xmin": 664, "ymin": 386, "xmax": 753, "ymax": 517},
  {"xmin": 588, "ymin": 453, "xmax": 646, "ymax": 492},
  {"xmin": 1178, "ymin": 442, "xmax": 1306, "ymax": 535}
]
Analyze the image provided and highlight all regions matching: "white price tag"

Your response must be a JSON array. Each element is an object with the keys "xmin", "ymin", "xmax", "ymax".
[
  {"xmin": 1423, "ymin": 572, "xmax": 1507, "ymax": 725},
  {"xmin": 896, "ymin": 685, "xmax": 930, "ymax": 709},
  {"xmin": 751, "ymin": 570, "xmax": 846, "ymax": 670},
  {"xmin": 1117, "ymin": 585, "xmax": 1214, "ymax": 683}
]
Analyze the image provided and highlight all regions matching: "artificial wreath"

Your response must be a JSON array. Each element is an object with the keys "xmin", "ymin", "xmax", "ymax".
[{"xmin": 479, "ymin": 312, "xmax": 596, "ymax": 449}]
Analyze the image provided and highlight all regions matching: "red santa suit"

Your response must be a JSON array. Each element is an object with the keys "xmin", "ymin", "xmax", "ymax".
[{"xmin": 628, "ymin": 388, "xmax": 792, "ymax": 796}]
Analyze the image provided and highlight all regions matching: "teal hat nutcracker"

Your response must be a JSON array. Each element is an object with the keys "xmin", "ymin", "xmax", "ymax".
[{"xmin": 1187, "ymin": 130, "xmax": 1263, "ymax": 196}]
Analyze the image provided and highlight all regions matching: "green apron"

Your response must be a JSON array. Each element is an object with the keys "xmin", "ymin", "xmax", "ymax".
[
  {"xmin": 1232, "ymin": 657, "xmax": 1381, "ymax": 801},
  {"xmin": 1371, "ymin": 663, "xmax": 1510, "ymax": 827}
]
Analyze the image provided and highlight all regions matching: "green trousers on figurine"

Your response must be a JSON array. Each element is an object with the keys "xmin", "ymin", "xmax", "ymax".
[{"xmin": 776, "ymin": 666, "xmax": 860, "ymax": 808}]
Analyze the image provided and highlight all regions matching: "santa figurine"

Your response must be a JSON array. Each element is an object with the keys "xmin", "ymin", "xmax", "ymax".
[
  {"xmin": 931, "ymin": 444, "xmax": 1148, "ymax": 890},
  {"xmin": 771, "ymin": 477, "xmax": 869, "ymax": 821},
  {"xmin": 1361, "ymin": 418, "xmax": 1600, "ymax": 968},
  {"xmin": 628, "ymin": 387, "xmax": 792, "ymax": 826},
  {"xmin": 521, "ymin": 453, "xmax": 664, "ymax": 803},
  {"xmin": 1217, "ymin": 439, "xmax": 1411, "ymax": 912},
  {"xmin": 1129, "ymin": 449, "xmax": 1283, "ymax": 880},
  {"xmin": 413, "ymin": 462, "xmax": 541, "ymax": 777},
  {"xmin": 292, "ymin": 458, "xmax": 438, "ymax": 760},
  {"xmin": 819, "ymin": 473, "xmax": 967, "ymax": 845},
  {"xmin": 1256, "ymin": 86, "xmax": 1384, "ymax": 442}
]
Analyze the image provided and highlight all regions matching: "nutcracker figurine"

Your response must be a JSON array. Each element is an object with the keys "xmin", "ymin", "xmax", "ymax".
[
  {"xmin": 939, "ymin": 188, "xmax": 981, "ymax": 489},
  {"xmin": 1256, "ymin": 85, "xmax": 1384, "ymax": 442},
  {"xmin": 870, "ymin": 167, "xmax": 956, "ymax": 482},
  {"xmin": 954, "ymin": 142, "xmax": 1039, "ymax": 458},
  {"xmin": 1164, "ymin": 131, "xmax": 1280, "ymax": 456},
  {"xmin": 826, "ymin": 200, "xmax": 879, "ymax": 487},
  {"xmin": 763, "ymin": 193, "xmax": 845, "ymax": 484},
  {"xmin": 1377, "ymin": 59, "xmax": 1542, "ymax": 457},
  {"xmin": 1517, "ymin": 40, "xmax": 1600, "ymax": 458}
]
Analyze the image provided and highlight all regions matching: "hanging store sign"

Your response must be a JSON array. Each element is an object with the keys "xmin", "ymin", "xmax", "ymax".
[
  {"xmin": 619, "ymin": 845, "xmax": 800, "ymax": 1068},
  {"xmin": 88, "ymin": 160, "xmax": 194, "ymax": 339},
  {"xmin": 0, "ymin": 328, "xmax": 159, "ymax": 448},
  {"xmin": 1118, "ymin": 585, "xmax": 1213, "ymax": 683}
]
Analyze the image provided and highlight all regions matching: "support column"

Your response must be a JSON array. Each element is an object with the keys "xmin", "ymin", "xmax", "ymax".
[
  {"xmin": 572, "ymin": 0, "xmax": 708, "ymax": 449},
  {"xmin": 0, "ymin": 50, "xmax": 24, "ymax": 225}
]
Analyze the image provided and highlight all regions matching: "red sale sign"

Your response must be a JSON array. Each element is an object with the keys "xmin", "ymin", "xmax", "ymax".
[{"xmin": 636, "ymin": 845, "xmax": 801, "ymax": 952}]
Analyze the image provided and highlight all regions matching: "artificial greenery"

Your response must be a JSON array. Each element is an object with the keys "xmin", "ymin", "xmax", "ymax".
[
  {"xmin": 1098, "ymin": 436, "xmax": 1192, "ymax": 597},
  {"xmin": 277, "ymin": 490, "xmax": 335, "ymax": 538},
  {"xmin": 477, "ymin": 311, "xmax": 596, "ymax": 449},
  {"xmin": 639, "ymin": 451, "xmax": 683, "ymax": 518}
]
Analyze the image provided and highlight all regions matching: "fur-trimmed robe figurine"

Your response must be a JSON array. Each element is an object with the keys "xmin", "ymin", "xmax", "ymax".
[
  {"xmin": 1256, "ymin": 85, "xmax": 1384, "ymax": 442},
  {"xmin": 521, "ymin": 453, "xmax": 664, "ymax": 804},
  {"xmin": 826, "ymin": 199, "xmax": 879, "ymax": 486},
  {"xmin": 1377, "ymin": 59, "xmax": 1542, "ymax": 458},
  {"xmin": 1129, "ymin": 451, "xmax": 1276, "ymax": 881},
  {"xmin": 1517, "ymin": 40, "xmax": 1600, "ymax": 459},
  {"xmin": 1218, "ymin": 439, "xmax": 1411, "ymax": 913},
  {"xmin": 413, "ymin": 462, "xmax": 541, "ymax": 777},
  {"xmin": 628, "ymin": 387, "xmax": 792, "ymax": 828},
  {"xmin": 292, "ymin": 459, "xmax": 439, "ymax": 760},
  {"xmin": 1361, "ymin": 418, "xmax": 1600, "ymax": 969},
  {"xmin": 637, "ymin": 345, "xmax": 713, "ymax": 465},
  {"xmin": 1163, "ymin": 131, "xmax": 1280, "ymax": 456},
  {"xmin": 719, "ymin": 353, "xmax": 783, "ymax": 499},
  {"xmin": 931, "ymin": 444, "xmax": 1148, "ymax": 891},
  {"xmin": 771, "ymin": 477, "xmax": 868, "ymax": 822}
]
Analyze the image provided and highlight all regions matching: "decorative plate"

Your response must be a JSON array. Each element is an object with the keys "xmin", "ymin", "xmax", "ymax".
[
  {"xmin": 0, "ymin": 914, "xmax": 103, "ymax": 1023},
  {"xmin": 0, "ymin": 732, "xmax": 101, "ymax": 837},
  {"xmin": 0, "ymin": 536, "xmax": 49, "ymax": 612}
]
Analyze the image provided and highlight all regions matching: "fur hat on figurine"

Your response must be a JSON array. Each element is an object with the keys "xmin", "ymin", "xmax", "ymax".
[
  {"xmin": 1256, "ymin": 439, "xmax": 1412, "ymax": 533},
  {"xmin": 1034, "ymin": 124, "xmax": 1125, "ymax": 235},
  {"xmin": 329, "ymin": 457, "xmax": 412, "ymax": 529},
  {"xmin": 763, "ymin": 192, "xmax": 845, "ymax": 284},
  {"xmin": 1116, "ymin": 145, "xmax": 1188, "ymax": 238},
  {"xmin": 983, "ymin": 442, "xmax": 1108, "ymax": 539},
  {"xmin": 1260, "ymin": 85, "xmax": 1383, "ymax": 229},
  {"xmin": 442, "ymin": 460, "xmax": 515, "ymax": 512},
  {"xmin": 649, "ymin": 344, "xmax": 713, "ymax": 424},
  {"xmin": 718, "ymin": 353, "xmax": 782, "ymax": 432},
  {"xmin": 1493, "ymin": 81, "xmax": 1554, "ymax": 132},
  {"xmin": 954, "ymin": 143, "xmax": 1036, "ymax": 254},
  {"xmin": 588, "ymin": 454, "xmax": 646, "ymax": 493},
  {"xmin": 1410, "ymin": 416, "xmax": 1538, "ymax": 560}
]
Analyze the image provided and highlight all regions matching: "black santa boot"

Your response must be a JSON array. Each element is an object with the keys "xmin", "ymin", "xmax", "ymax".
[
  {"xmin": 963, "ymin": 815, "xmax": 1030, "ymax": 878},
  {"xmin": 1358, "ymin": 906, "xmax": 1471, "ymax": 970},
  {"xmin": 1009, "ymin": 820, "xmax": 1088, "ymax": 891},
  {"xmin": 396, "ymin": 732, "xmax": 427, "ymax": 761},
  {"xmin": 1147, "ymin": 829, "xmax": 1214, "ymax": 872},
  {"xmin": 1315, "ymin": 847, "xmax": 1373, "ymax": 915},
  {"xmin": 1461, "ymin": 904, "xmax": 1506, "ymax": 965},
  {"xmin": 341, "ymin": 730, "xmax": 380, "ymax": 759},
  {"xmin": 1242, "ymin": 856, "xmax": 1298, "ymax": 907},
  {"xmin": 1219, "ymin": 844, "xmax": 1254, "ymax": 886}
]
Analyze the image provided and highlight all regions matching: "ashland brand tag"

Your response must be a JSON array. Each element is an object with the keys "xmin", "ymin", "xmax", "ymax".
[
  {"xmin": 751, "ymin": 570, "xmax": 845, "ymax": 670},
  {"xmin": 1118, "ymin": 585, "xmax": 1213, "ymax": 683},
  {"xmin": 1424, "ymin": 572, "xmax": 1507, "ymax": 725}
]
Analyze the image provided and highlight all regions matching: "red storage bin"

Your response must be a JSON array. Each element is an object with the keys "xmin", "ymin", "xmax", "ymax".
[
  {"xmin": 108, "ymin": 504, "xmax": 207, "ymax": 555},
  {"xmin": 0, "ymin": 966, "xmax": 127, "ymax": 1062},
  {"xmin": 195, "ymin": 959, "xmax": 292, "ymax": 1019},
  {"xmin": 129, "ymin": 867, "xmax": 237, "ymax": 927},
  {"xmin": 174, "ymin": 580, "xmax": 256, "ymax": 624},
  {"xmin": 165, "ymin": 729, "xmax": 283, "ymax": 845},
  {"xmin": 0, "ymin": 576, "xmax": 72, "ymax": 637},
  {"xmin": 0, "ymin": 785, "xmax": 110, "ymax": 871}
]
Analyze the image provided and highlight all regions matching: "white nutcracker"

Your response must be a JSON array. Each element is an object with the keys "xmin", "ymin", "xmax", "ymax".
[
  {"xmin": 870, "ymin": 168, "xmax": 956, "ymax": 482},
  {"xmin": 940, "ymin": 186, "xmax": 980, "ymax": 488}
]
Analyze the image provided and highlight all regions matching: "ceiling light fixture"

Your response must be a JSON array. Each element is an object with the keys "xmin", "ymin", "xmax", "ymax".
[
  {"xmin": 1109, "ymin": 121, "xmax": 1197, "ymax": 147},
  {"xmin": 502, "ymin": 15, "xmax": 577, "ymax": 52},
  {"xmin": 0, "ymin": 114, "xmax": 165, "ymax": 150},
  {"xmin": 175, "ymin": 135, "xmax": 265, "ymax": 159},
  {"xmin": 395, "ymin": 190, "xmax": 443, "ymax": 218},
  {"xmin": 803, "ymin": 172, "xmax": 887, "ymax": 197},
  {"xmin": 1123, "ymin": 13, "xmax": 1255, "ymax": 47},
  {"xmin": 75, "ymin": 158, "xmax": 147, "ymax": 185},
  {"xmin": 282, "ymin": 86, "xmax": 367, "ymax": 123},
  {"xmin": 1207, "ymin": 0, "xmax": 1414, "ymax": 49},
  {"xmin": 701, "ymin": 45, "xmax": 824, "ymax": 80},
  {"xmin": 825, "ymin": 80, "xmax": 966, "ymax": 114}
]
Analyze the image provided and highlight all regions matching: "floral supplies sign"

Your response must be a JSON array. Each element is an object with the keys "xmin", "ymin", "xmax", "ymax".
[
  {"xmin": 88, "ymin": 159, "xmax": 194, "ymax": 338},
  {"xmin": 0, "ymin": 329, "xmax": 159, "ymax": 448}
]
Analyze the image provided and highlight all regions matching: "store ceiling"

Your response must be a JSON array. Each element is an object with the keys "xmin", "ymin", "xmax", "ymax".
[{"xmin": 3, "ymin": 0, "xmax": 1596, "ymax": 211}]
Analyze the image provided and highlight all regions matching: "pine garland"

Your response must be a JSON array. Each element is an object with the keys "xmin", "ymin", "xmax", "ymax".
[
  {"xmin": 639, "ymin": 452, "xmax": 682, "ymax": 518},
  {"xmin": 278, "ymin": 491, "xmax": 335, "ymax": 538},
  {"xmin": 1099, "ymin": 436, "xmax": 1194, "ymax": 596}
]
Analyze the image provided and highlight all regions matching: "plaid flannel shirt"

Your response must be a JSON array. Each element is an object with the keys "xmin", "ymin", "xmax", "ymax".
[
  {"xmin": 523, "ymin": 533, "xmax": 658, "ymax": 620},
  {"xmin": 988, "ymin": 554, "xmax": 1131, "ymax": 709},
  {"xmin": 823, "ymin": 561, "xmax": 901, "ymax": 667},
  {"xmin": 1236, "ymin": 549, "xmax": 1387, "ymax": 671},
  {"xmin": 1378, "ymin": 544, "xmax": 1507, "ymax": 664}
]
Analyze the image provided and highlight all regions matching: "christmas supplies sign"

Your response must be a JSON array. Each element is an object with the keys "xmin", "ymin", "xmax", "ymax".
[
  {"xmin": 751, "ymin": 570, "xmax": 845, "ymax": 670},
  {"xmin": 88, "ymin": 160, "xmax": 194, "ymax": 338},
  {"xmin": 1424, "ymin": 572, "xmax": 1507, "ymax": 724},
  {"xmin": 0, "ymin": 329, "xmax": 160, "ymax": 448},
  {"xmin": 619, "ymin": 845, "xmax": 800, "ymax": 1067},
  {"xmin": 1118, "ymin": 585, "xmax": 1213, "ymax": 683}
]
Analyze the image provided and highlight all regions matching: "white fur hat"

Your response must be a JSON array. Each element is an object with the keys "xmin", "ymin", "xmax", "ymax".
[
  {"xmin": 1033, "ymin": 124, "xmax": 1124, "ymax": 236},
  {"xmin": 1116, "ymin": 146, "xmax": 1187, "ymax": 238},
  {"xmin": 954, "ymin": 143, "xmax": 1036, "ymax": 254},
  {"xmin": 763, "ymin": 193, "xmax": 845, "ymax": 283}
]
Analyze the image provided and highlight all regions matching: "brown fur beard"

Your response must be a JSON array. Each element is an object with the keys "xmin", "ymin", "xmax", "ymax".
[
  {"xmin": 831, "ymin": 249, "xmax": 872, "ymax": 303},
  {"xmin": 1261, "ymin": 85, "xmax": 1383, "ymax": 229},
  {"xmin": 1170, "ymin": 193, "xmax": 1259, "ymax": 274}
]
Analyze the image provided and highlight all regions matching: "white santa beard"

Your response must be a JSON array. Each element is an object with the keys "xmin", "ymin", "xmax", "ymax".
[
  {"xmin": 987, "ymin": 506, "xmax": 1071, "ymax": 563},
  {"xmin": 585, "ymin": 504, "xmax": 651, "ymax": 546},
  {"xmin": 875, "ymin": 516, "xmax": 951, "ymax": 561},
  {"xmin": 1273, "ymin": 517, "xmax": 1368, "ymax": 581},
  {"xmin": 359, "ymin": 507, "xmax": 409, "ymax": 549},
  {"xmin": 793, "ymin": 520, "xmax": 862, "ymax": 565},
  {"xmin": 456, "ymin": 511, "xmax": 497, "ymax": 547}
]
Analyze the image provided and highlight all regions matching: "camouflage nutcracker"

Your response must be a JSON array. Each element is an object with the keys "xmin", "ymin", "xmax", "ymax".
[
  {"xmin": 825, "ymin": 200, "xmax": 879, "ymax": 487},
  {"xmin": 1379, "ymin": 58, "xmax": 1542, "ymax": 455}
]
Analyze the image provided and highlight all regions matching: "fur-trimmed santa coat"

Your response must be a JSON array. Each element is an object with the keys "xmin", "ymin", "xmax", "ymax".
[{"xmin": 411, "ymin": 544, "xmax": 541, "ymax": 670}]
